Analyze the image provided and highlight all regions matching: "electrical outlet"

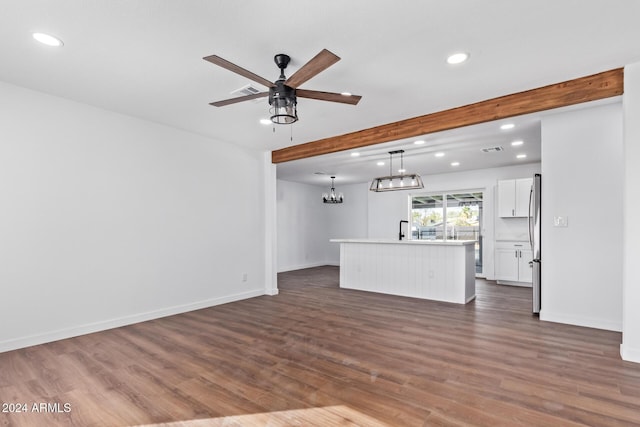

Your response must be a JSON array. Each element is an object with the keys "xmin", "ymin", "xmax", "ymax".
[{"xmin": 242, "ymin": 273, "xmax": 248, "ymax": 282}]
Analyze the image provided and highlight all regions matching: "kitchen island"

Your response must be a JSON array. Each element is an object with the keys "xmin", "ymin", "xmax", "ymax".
[{"xmin": 330, "ymin": 239, "xmax": 476, "ymax": 304}]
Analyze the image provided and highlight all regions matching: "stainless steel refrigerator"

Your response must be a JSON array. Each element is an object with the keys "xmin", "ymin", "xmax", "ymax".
[{"xmin": 529, "ymin": 173, "xmax": 542, "ymax": 314}]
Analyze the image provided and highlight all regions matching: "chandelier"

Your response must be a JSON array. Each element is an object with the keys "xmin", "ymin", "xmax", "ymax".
[
  {"xmin": 323, "ymin": 176, "xmax": 344, "ymax": 204},
  {"xmin": 370, "ymin": 149, "xmax": 424, "ymax": 192}
]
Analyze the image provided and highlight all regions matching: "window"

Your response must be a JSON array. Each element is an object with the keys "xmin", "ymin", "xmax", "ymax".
[{"xmin": 411, "ymin": 191, "xmax": 484, "ymax": 274}]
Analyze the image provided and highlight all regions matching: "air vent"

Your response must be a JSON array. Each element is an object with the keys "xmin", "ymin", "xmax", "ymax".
[
  {"xmin": 231, "ymin": 84, "xmax": 263, "ymax": 97},
  {"xmin": 481, "ymin": 146, "xmax": 504, "ymax": 153}
]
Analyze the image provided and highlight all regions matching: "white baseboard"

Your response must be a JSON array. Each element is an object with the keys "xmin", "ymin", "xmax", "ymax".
[
  {"xmin": 0, "ymin": 289, "xmax": 265, "ymax": 354},
  {"xmin": 620, "ymin": 344, "xmax": 640, "ymax": 363},
  {"xmin": 540, "ymin": 310, "xmax": 622, "ymax": 332},
  {"xmin": 496, "ymin": 280, "xmax": 532, "ymax": 288},
  {"xmin": 277, "ymin": 262, "xmax": 334, "ymax": 273}
]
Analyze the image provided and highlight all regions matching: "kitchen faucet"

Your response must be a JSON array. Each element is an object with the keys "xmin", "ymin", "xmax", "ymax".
[{"xmin": 399, "ymin": 220, "xmax": 409, "ymax": 240}]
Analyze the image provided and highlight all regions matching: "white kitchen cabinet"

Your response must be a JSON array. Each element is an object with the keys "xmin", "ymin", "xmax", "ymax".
[
  {"xmin": 495, "ymin": 246, "xmax": 519, "ymax": 281},
  {"xmin": 517, "ymin": 248, "xmax": 533, "ymax": 283},
  {"xmin": 497, "ymin": 178, "xmax": 533, "ymax": 217},
  {"xmin": 494, "ymin": 241, "xmax": 533, "ymax": 283}
]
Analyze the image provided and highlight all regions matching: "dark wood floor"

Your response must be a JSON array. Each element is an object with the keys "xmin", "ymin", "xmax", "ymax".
[{"xmin": 1, "ymin": 266, "xmax": 640, "ymax": 426}]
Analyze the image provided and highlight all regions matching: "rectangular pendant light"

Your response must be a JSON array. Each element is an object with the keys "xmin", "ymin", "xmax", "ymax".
[
  {"xmin": 370, "ymin": 149, "xmax": 424, "ymax": 192},
  {"xmin": 369, "ymin": 174, "xmax": 424, "ymax": 192}
]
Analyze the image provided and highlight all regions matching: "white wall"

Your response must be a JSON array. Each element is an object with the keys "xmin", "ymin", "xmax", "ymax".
[
  {"xmin": 326, "ymin": 182, "xmax": 369, "ymax": 264},
  {"xmin": 540, "ymin": 101, "xmax": 623, "ymax": 331},
  {"xmin": 622, "ymin": 62, "xmax": 640, "ymax": 362},
  {"xmin": 276, "ymin": 180, "xmax": 330, "ymax": 271},
  {"xmin": 0, "ymin": 81, "xmax": 268, "ymax": 352},
  {"xmin": 276, "ymin": 180, "xmax": 368, "ymax": 271},
  {"xmin": 366, "ymin": 188, "xmax": 410, "ymax": 239}
]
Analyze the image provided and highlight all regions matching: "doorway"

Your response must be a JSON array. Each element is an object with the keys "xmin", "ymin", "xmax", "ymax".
[{"xmin": 410, "ymin": 191, "xmax": 484, "ymax": 275}]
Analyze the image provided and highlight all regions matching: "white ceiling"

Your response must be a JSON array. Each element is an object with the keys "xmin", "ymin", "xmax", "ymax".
[{"xmin": 1, "ymin": 1, "xmax": 639, "ymax": 184}]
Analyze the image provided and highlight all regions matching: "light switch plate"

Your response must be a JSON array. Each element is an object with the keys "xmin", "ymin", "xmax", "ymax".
[{"xmin": 554, "ymin": 216, "xmax": 568, "ymax": 227}]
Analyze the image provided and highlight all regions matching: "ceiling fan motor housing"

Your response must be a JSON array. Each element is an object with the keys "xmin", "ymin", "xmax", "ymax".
[
  {"xmin": 270, "ymin": 53, "xmax": 296, "ymax": 108},
  {"xmin": 269, "ymin": 80, "xmax": 298, "ymax": 124},
  {"xmin": 269, "ymin": 53, "xmax": 298, "ymax": 123},
  {"xmin": 269, "ymin": 81, "xmax": 296, "ymax": 106}
]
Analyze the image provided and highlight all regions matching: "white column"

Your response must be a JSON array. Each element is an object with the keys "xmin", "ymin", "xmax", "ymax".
[
  {"xmin": 540, "ymin": 102, "xmax": 623, "ymax": 331},
  {"xmin": 263, "ymin": 151, "xmax": 279, "ymax": 295},
  {"xmin": 622, "ymin": 62, "xmax": 640, "ymax": 362}
]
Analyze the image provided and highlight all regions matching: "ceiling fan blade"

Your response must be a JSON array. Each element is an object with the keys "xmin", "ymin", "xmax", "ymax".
[
  {"xmin": 209, "ymin": 91, "xmax": 269, "ymax": 107},
  {"xmin": 296, "ymin": 89, "xmax": 362, "ymax": 105},
  {"xmin": 203, "ymin": 55, "xmax": 275, "ymax": 88},
  {"xmin": 285, "ymin": 49, "xmax": 340, "ymax": 88}
]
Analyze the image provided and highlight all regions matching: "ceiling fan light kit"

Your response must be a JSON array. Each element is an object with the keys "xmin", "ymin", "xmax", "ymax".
[
  {"xmin": 269, "ymin": 80, "xmax": 298, "ymax": 124},
  {"xmin": 370, "ymin": 150, "xmax": 424, "ymax": 192},
  {"xmin": 204, "ymin": 49, "xmax": 361, "ymax": 124}
]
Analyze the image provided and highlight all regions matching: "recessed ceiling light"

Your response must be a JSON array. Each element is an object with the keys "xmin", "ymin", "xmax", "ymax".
[
  {"xmin": 500, "ymin": 123, "xmax": 515, "ymax": 130},
  {"xmin": 398, "ymin": 168, "xmax": 406, "ymax": 173},
  {"xmin": 447, "ymin": 52, "xmax": 469, "ymax": 65},
  {"xmin": 451, "ymin": 161, "xmax": 460, "ymax": 167},
  {"xmin": 517, "ymin": 154, "xmax": 527, "ymax": 159},
  {"xmin": 341, "ymin": 92, "xmax": 352, "ymax": 96},
  {"xmin": 377, "ymin": 161, "xmax": 385, "ymax": 166},
  {"xmin": 350, "ymin": 152, "xmax": 360, "ymax": 157},
  {"xmin": 511, "ymin": 140, "xmax": 524, "ymax": 146},
  {"xmin": 259, "ymin": 118, "xmax": 271, "ymax": 125},
  {"xmin": 435, "ymin": 152, "xmax": 445, "ymax": 158},
  {"xmin": 32, "ymin": 32, "xmax": 63, "ymax": 47},
  {"xmin": 414, "ymin": 140, "xmax": 425, "ymax": 145}
]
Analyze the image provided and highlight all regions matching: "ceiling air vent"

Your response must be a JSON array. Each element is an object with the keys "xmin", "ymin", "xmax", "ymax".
[
  {"xmin": 481, "ymin": 146, "xmax": 504, "ymax": 153},
  {"xmin": 231, "ymin": 84, "xmax": 262, "ymax": 97}
]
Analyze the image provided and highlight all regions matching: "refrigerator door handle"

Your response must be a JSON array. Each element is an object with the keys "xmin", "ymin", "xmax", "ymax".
[{"xmin": 528, "ymin": 187, "xmax": 534, "ymax": 248}]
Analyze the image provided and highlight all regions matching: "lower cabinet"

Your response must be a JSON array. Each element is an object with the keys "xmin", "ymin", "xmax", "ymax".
[{"xmin": 494, "ymin": 241, "xmax": 532, "ymax": 284}]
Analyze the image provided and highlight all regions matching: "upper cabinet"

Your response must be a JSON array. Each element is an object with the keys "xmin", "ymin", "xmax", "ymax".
[{"xmin": 497, "ymin": 178, "xmax": 533, "ymax": 218}]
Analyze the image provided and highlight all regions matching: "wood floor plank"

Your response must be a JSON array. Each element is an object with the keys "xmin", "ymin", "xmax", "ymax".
[
  {"xmin": 134, "ymin": 405, "xmax": 390, "ymax": 427},
  {"xmin": 1, "ymin": 266, "xmax": 640, "ymax": 426}
]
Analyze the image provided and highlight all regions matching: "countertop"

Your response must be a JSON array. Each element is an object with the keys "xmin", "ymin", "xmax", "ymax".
[{"xmin": 330, "ymin": 238, "xmax": 475, "ymax": 246}]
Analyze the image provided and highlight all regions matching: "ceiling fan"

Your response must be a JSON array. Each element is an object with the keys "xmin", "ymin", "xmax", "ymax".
[{"xmin": 203, "ymin": 49, "xmax": 362, "ymax": 124}]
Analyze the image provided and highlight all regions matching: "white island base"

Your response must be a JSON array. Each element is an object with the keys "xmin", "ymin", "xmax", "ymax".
[{"xmin": 331, "ymin": 239, "xmax": 476, "ymax": 304}]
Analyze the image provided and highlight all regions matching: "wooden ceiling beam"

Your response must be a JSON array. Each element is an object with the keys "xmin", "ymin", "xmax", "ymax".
[{"xmin": 271, "ymin": 68, "xmax": 623, "ymax": 164}]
